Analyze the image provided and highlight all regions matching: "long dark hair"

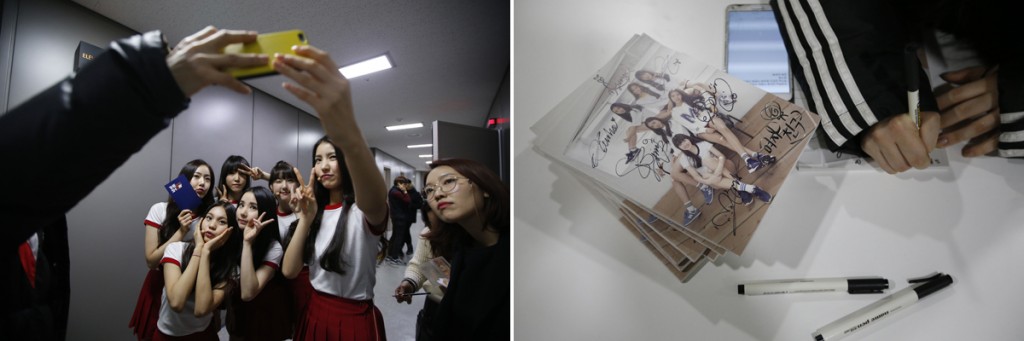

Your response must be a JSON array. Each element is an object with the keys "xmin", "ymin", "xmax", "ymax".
[
  {"xmin": 160, "ymin": 159, "xmax": 216, "ymax": 244},
  {"xmin": 424, "ymin": 159, "xmax": 509, "ymax": 256},
  {"xmin": 635, "ymin": 70, "xmax": 668, "ymax": 91},
  {"xmin": 672, "ymin": 133, "xmax": 703, "ymax": 169},
  {"xmin": 180, "ymin": 202, "xmax": 242, "ymax": 288},
  {"xmin": 268, "ymin": 160, "xmax": 298, "ymax": 185},
  {"xmin": 628, "ymin": 82, "xmax": 660, "ymax": 100},
  {"xmin": 610, "ymin": 103, "xmax": 640, "ymax": 123},
  {"xmin": 301, "ymin": 136, "xmax": 356, "ymax": 275},
  {"xmin": 644, "ymin": 116, "xmax": 674, "ymax": 145},
  {"xmin": 239, "ymin": 186, "xmax": 280, "ymax": 268},
  {"xmin": 219, "ymin": 155, "xmax": 251, "ymax": 202}
]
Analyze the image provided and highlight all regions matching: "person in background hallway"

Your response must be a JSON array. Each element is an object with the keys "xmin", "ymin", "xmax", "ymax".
[
  {"xmin": 386, "ymin": 176, "xmax": 423, "ymax": 265},
  {"xmin": 277, "ymin": 43, "xmax": 390, "ymax": 341},
  {"xmin": 422, "ymin": 158, "xmax": 509, "ymax": 339},
  {"xmin": 130, "ymin": 159, "xmax": 216, "ymax": 340},
  {"xmin": 393, "ymin": 207, "xmax": 447, "ymax": 341},
  {"xmin": 0, "ymin": 26, "xmax": 267, "ymax": 339}
]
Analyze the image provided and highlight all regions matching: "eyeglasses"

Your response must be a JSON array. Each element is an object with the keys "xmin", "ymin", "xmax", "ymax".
[{"xmin": 422, "ymin": 175, "xmax": 469, "ymax": 201}]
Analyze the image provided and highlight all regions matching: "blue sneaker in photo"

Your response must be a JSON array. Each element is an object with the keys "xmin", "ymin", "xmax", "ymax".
[
  {"xmin": 757, "ymin": 153, "xmax": 777, "ymax": 167},
  {"xmin": 752, "ymin": 187, "xmax": 773, "ymax": 203},
  {"xmin": 626, "ymin": 149, "xmax": 641, "ymax": 163},
  {"xmin": 698, "ymin": 183, "xmax": 714, "ymax": 204},
  {"xmin": 737, "ymin": 190, "xmax": 753, "ymax": 206},
  {"xmin": 683, "ymin": 208, "xmax": 701, "ymax": 226},
  {"xmin": 745, "ymin": 157, "xmax": 761, "ymax": 173}
]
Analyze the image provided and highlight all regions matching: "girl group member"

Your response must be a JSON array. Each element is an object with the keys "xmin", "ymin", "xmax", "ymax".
[
  {"xmin": 268, "ymin": 161, "xmax": 300, "ymax": 239},
  {"xmin": 219, "ymin": 155, "xmax": 253, "ymax": 205},
  {"xmin": 130, "ymin": 159, "xmax": 215, "ymax": 340},
  {"xmin": 156, "ymin": 201, "xmax": 240, "ymax": 340},
  {"xmin": 610, "ymin": 102, "xmax": 642, "ymax": 123},
  {"xmin": 277, "ymin": 45, "xmax": 391, "ymax": 340},
  {"xmin": 627, "ymin": 82, "xmax": 665, "ymax": 107},
  {"xmin": 671, "ymin": 133, "xmax": 772, "ymax": 206},
  {"xmin": 421, "ymin": 158, "xmax": 510, "ymax": 339},
  {"xmin": 226, "ymin": 186, "xmax": 292, "ymax": 340},
  {"xmin": 267, "ymin": 161, "xmax": 315, "ymax": 329},
  {"xmin": 635, "ymin": 69, "xmax": 670, "ymax": 92},
  {"xmin": 671, "ymin": 85, "xmax": 775, "ymax": 173}
]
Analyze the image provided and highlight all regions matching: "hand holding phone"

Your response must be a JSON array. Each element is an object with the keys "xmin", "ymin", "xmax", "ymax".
[{"xmin": 224, "ymin": 30, "xmax": 308, "ymax": 79}]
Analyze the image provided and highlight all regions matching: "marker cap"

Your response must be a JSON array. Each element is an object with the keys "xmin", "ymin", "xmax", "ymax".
[
  {"xmin": 847, "ymin": 278, "xmax": 889, "ymax": 294},
  {"xmin": 910, "ymin": 273, "xmax": 953, "ymax": 299}
]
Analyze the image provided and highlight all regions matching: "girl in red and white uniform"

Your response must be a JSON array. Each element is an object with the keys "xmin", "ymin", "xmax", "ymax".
[
  {"xmin": 277, "ymin": 44, "xmax": 390, "ymax": 341},
  {"xmin": 156, "ymin": 201, "xmax": 241, "ymax": 340},
  {"xmin": 130, "ymin": 159, "xmax": 215, "ymax": 340},
  {"xmin": 268, "ymin": 160, "xmax": 313, "ymax": 330},
  {"xmin": 225, "ymin": 186, "xmax": 292, "ymax": 340}
]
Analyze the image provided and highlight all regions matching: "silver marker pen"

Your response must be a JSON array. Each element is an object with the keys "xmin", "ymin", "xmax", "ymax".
[{"xmin": 812, "ymin": 273, "xmax": 953, "ymax": 341}]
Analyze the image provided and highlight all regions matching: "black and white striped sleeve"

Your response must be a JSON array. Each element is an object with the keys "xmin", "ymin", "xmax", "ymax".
[
  {"xmin": 998, "ymin": 65, "xmax": 1024, "ymax": 157},
  {"xmin": 770, "ymin": 0, "xmax": 937, "ymax": 155}
]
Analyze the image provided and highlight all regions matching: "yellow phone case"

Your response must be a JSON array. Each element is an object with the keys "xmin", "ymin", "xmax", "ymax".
[{"xmin": 224, "ymin": 29, "xmax": 308, "ymax": 79}]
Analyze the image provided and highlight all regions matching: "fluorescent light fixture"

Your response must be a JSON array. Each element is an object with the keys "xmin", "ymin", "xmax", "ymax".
[
  {"xmin": 425, "ymin": 161, "xmax": 433, "ymax": 164},
  {"xmin": 407, "ymin": 144, "xmax": 432, "ymax": 149},
  {"xmin": 339, "ymin": 54, "xmax": 393, "ymax": 79},
  {"xmin": 418, "ymin": 154, "xmax": 432, "ymax": 158},
  {"xmin": 385, "ymin": 123, "xmax": 423, "ymax": 131}
]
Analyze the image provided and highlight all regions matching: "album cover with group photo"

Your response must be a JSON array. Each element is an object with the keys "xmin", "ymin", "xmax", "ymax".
[{"xmin": 532, "ymin": 34, "xmax": 820, "ymax": 281}]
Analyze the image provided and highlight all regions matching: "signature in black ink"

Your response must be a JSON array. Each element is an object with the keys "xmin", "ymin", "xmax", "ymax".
[
  {"xmin": 588, "ymin": 120, "xmax": 620, "ymax": 168},
  {"xmin": 593, "ymin": 67, "xmax": 632, "ymax": 97},
  {"xmin": 710, "ymin": 78, "xmax": 737, "ymax": 112},
  {"xmin": 614, "ymin": 141, "xmax": 673, "ymax": 181},
  {"xmin": 710, "ymin": 189, "xmax": 743, "ymax": 236},
  {"xmin": 760, "ymin": 109, "xmax": 808, "ymax": 154}
]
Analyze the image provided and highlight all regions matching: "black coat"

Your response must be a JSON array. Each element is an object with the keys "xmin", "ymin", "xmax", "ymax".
[{"xmin": 0, "ymin": 30, "xmax": 189, "ymax": 338}]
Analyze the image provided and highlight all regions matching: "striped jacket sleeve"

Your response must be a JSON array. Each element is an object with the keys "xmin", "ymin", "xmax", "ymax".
[
  {"xmin": 770, "ymin": 0, "xmax": 938, "ymax": 155},
  {"xmin": 997, "ymin": 65, "xmax": 1024, "ymax": 157}
]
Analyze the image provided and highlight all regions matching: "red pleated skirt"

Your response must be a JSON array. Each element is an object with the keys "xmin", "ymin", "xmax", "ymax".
[
  {"xmin": 226, "ymin": 273, "xmax": 293, "ymax": 340},
  {"xmin": 152, "ymin": 317, "xmax": 218, "ymax": 341},
  {"xmin": 294, "ymin": 290, "xmax": 386, "ymax": 341},
  {"xmin": 289, "ymin": 266, "xmax": 313, "ymax": 327},
  {"xmin": 129, "ymin": 268, "xmax": 163, "ymax": 340}
]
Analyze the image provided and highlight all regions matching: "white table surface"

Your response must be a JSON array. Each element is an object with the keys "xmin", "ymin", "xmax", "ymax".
[{"xmin": 513, "ymin": 0, "xmax": 1024, "ymax": 340}]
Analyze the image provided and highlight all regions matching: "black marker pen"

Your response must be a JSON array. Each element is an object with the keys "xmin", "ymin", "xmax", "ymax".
[{"xmin": 812, "ymin": 273, "xmax": 953, "ymax": 341}]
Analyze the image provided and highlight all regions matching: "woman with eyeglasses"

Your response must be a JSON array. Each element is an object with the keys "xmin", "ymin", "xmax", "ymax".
[{"xmin": 421, "ymin": 158, "xmax": 509, "ymax": 340}]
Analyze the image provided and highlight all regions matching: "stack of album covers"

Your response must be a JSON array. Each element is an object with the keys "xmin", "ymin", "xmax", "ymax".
[{"xmin": 531, "ymin": 34, "xmax": 820, "ymax": 282}]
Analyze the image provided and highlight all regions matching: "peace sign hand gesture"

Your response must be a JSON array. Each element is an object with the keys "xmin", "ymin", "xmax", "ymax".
[
  {"xmin": 239, "ymin": 164, "xmax": 268, "ymax": 181},
  {"xmin": 242, "ymin": 212, "xmax": 275, "ymax": 243},
  {"xmin": 290, "ymin": 167, "xmax": 317, "ymax": 222},
  {"xmin": 218, "ymin": 184, "xmax": 232, "ymax": 203}
]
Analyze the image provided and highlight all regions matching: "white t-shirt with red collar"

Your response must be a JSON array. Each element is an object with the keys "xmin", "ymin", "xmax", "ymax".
[
  {"xmin": 156, "ymin": 242, "xmax": 226, "ymax": 336},
  {"xmin": 308, "ymin": 202, "xmax": 387, "ymax": 300},
  {"xmin": 145, "ymin": 202, "xmax": 197, "ymax": 238},
  {"xmin": 276, "ymin": 209, "xmax": 298, "ymax": 242}
]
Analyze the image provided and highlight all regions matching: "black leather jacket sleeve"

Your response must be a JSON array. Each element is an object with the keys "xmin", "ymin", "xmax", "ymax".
[{"xmin": 0, "ymin": 30, "xmax": 190, "ymax": 250}]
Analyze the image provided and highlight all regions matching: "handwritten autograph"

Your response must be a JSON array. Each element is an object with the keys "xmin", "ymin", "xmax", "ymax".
[{"xmin": 589, "ymin": 120, "xmax": 620, "ymax": 168}]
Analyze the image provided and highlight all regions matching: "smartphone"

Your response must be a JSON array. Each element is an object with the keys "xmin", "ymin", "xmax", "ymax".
[
  {"xmin": 725, "ymin": 4, "xmax": 792, "ymax": 100},
  {"xmin": 224, "ymin": 29, "xmax": 309, "ymax": 79}
]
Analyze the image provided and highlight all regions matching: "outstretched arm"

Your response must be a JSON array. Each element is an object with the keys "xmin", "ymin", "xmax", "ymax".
[{"xmin": 274, "ymin": 46, "xmax": 388, "ymax": 231}]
